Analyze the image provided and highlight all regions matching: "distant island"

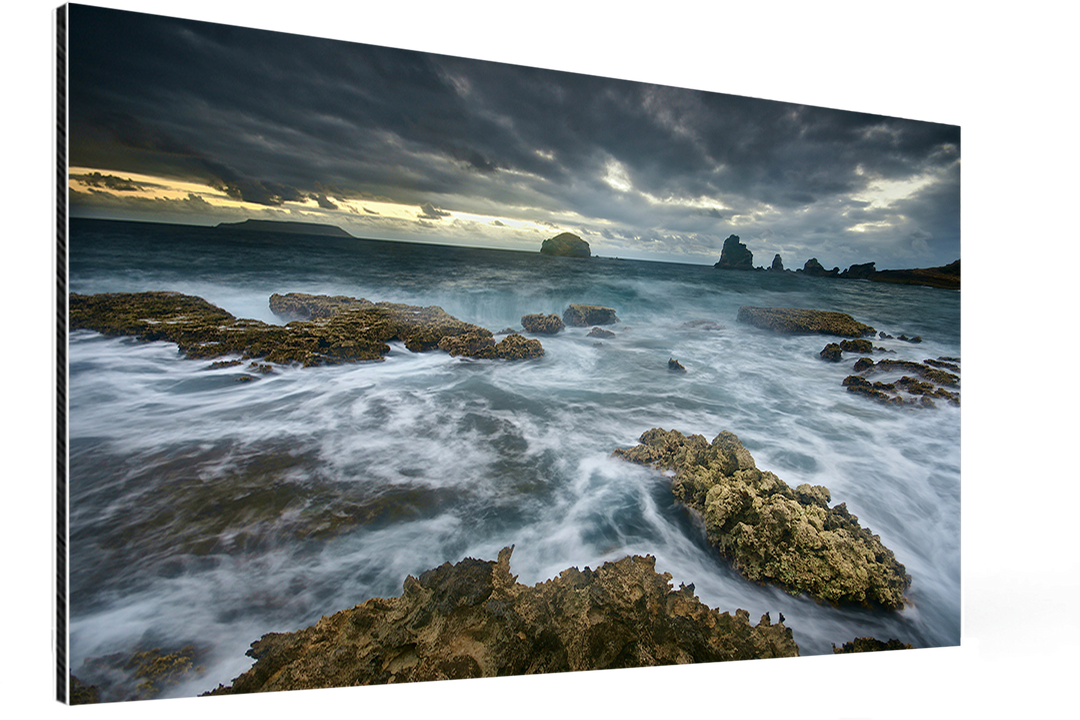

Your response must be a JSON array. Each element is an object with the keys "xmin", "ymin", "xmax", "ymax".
[
  {"xmin": 540, "ymin": 232, "xmax": 591, "ymax": 258},
  {"xmin": 215, "ymin": 219, "xmax": 354, "ymax": 238}
]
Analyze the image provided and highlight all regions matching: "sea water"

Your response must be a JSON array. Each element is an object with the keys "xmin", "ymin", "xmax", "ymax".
[{"xmin": 66, "ymin": 218, "xmax": 960, "ymax": 698}]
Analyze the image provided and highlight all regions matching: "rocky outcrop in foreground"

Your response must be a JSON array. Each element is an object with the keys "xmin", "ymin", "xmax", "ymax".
[
  {"xmin": 832, "ymin": 637, "xmax": 913, "ymax": 653},
  {"xmin": 737, "ymin": 306, "xmax": 875, "ymax": 337},
  {"xmin": 70, "ymin": 291, "xmax": 543, "ymax": 365},
  {"xmin": 540, "ymin": 232, "xmax": 591, "ymax": 257},
  {"xmin": 208, "ymin": 547, "xmax": 797, "ymax": 694},
  {"xmin": 613, "ymin": 430, "xmax": 911, "ymax": 609}
]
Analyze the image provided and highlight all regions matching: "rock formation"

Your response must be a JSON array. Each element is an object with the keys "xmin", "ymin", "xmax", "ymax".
[
  {"xmin": 208, "ymin": 547, "xmax": 798, "ymax": 694},
  {"xmin": 798, "ymin": 258, "xmax": 840, "ymax": 277},
  {"xmin": 832, "ymin": 637, "xmax": 913, "ymax": 653},
  {"xmin": 737, "ymin": 306, "xmax": 875, "ymax": 337},
  {"xmin": 668, "ymin": 358, "xmax": 686, "ymax": 372},
  {"xmin": 586, "ymin": 327, "xmax": 615, "ymax": 339},
  {"xmin": 819, "ymin": 343, "xmax": 843, "ymax": 362},
  {"xmin": 839, "ymin": 262, "xmax": 876, "ymax": 280},
  {"xmin": 563, "ymin": 304, "xmax": 619, "ymax": 326},
  {"xmin": 872, "ymin": 259, "xmax": 960, "ymax": 290},
  {"xmin": 613, "ymin": 429, "xmax": 911, "ymax": 609},
  {"xmin": 842, "ymin": 357, "xmax": 960, "ymax": 407},
  {"xmin": 69, "ymin": 291, "xmax": 543, "ymax": 365},
  {"xmin": 521, "ymin": 313, "xmax": 565, "ymax": 334},
  {"xmin": 713, "ymin": 234, "xmax": 754, "ymax": 270},
  {"xmin": 540, "ymin": 232, "xmax": 591, "ymax": 258},
  {"xmin": 770, "ymin": 253, "xmax": 784, "ymax": 271}
]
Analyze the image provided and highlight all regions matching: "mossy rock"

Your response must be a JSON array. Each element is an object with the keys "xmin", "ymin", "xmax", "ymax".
[
  {"xmin": 737, "ymin": 307, "xmax": 875, "ymax": 337},
  {"xmin": 520, "ymin": 313, "xmax": 565, "ymax": 334},
  {"xmin": 820, "ymin": 343, "xmax": 843, "ymax": 362},
  {"xmin": 613, "ymin": 429, "xmax": 911, "ymax": 609},
  {"xmin": 563, "ymin": 304, "xmax": 619, "ymax": 327},
  {"xmin": 839, "ymin": 338, "xmax": 874, "ymax": 353},
  {"xmin": 832, "ymin": 637, "xmax": 913, "ymax": 653}
]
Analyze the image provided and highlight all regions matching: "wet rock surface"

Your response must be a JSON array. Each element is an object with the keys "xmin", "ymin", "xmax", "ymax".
[
  {"xmin": 70, "ymin": 291, "xmax": 543, "ymax": 364},
  {"xmin": 208, "ymin": 547, "xmax": 798, "ymax": 693},
  {"xmin": 819, "ymin": 343, "xmax": 843, "ymax": 362},
  {"xmin": 74, "ymin": 644, "xmax": 207, "ymax": 702},
  {"xmin": 613, "ymin": 429, "xmax": 911, "ymax": 609},
  {"xmin": 832, "ymin": 637, "xmax": 914, "ymax": 653},
  {"xmin": 737, "ymin": 306, "xmax": 875, "ymax": 337},
  {"xmin": 668, "ymin": 358, "xmax": 687, "ymax": 372},
  {"xmin": 843, "ymin": 357, "xmax": 960, "ymax": 407},
  {"xmin": 520, "ymin": 313, "xmax": 565, "ymax": 334},
  {"xmin": 586, "ymin": 327, "xmax": 616, "ymax": 339},
  {"xmin": 563, "ymin": 304, "xmax": 619, "ymax": 326}
]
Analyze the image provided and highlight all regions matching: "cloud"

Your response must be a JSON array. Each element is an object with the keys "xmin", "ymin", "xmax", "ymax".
[
  {"xmin": 418, "ymin": 202, "xmax": 450, "ymax": 220},
  {"xmin": 311, "ymin": 193, "xmax": 338, "ymax": 210},
  {"xmin": 72, "ymin": 171, "xmax": 148, "ymax": 192}
]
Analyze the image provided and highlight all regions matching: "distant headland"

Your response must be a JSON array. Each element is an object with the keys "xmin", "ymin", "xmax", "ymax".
[
  {"xmin": 215, "ymin": 219, "xmax": 354, "ymax": 238},
  {"xmin": 713, "ymin": 234, "xmax": 959, "ymax": 290}
]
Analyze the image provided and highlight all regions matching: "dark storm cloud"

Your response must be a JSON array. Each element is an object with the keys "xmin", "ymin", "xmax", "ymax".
[
  {"xmin": 72, "ymin": 171, "xmax": 149, "ymax": 192},
  {"xmin": 312, "ymin": 193, "xmax": 338, "ymax": 210},
  {"xmin": 68, "ymin": 5, "xmax": 960, "ymax": 266}
]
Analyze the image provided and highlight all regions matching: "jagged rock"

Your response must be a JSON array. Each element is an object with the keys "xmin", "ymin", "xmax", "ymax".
[
  {"xmin": 770, "ymin": 253, "xmax": 785, "ymax": 271},
  {"xmin": 713, "ymin": 234, "xmax": 754, "ymax": 270},
  {"xmin": 832, "ymin": 637, "xmax": 913, "ymax": 653},
  {"xmin": 668, "ymin": 358, "xmax": 686, "ymax": 372},
  {"xmin": 586, "ymin": 327, "xmax": 615, "ymax": 339},
  {"xmin": 563, "ymin": 304, "xmax": 619, "ymax": 326},
  {"xmin": 799, "ymin": 258, "xmax": 839, "ymax": 277},
  {"xmin": 820, "ymin": 343, "xmax": 843, "ymax": 362},
  {"xmin": 70, "ymin": 292, "xmax": 543, "ymax": 365},
  {"xmin": 438, "ymin": 331, "xmax": 544, "ymax": 360},
  {"xmin": 69, "ymin": 675, "xmax": 100, "ymax": 705},
  {"xmin": 842, "ymin": 376, "xmax": 904, "ymax": 406},
  {"xmin": 521, "ymin": 313, "xmax": 565, "ymax": 334},
  {"xmin": 839, "ymin": 338, "xmax": 873, "ymax": 354},
  {"xmin": 737, "ymin": 307, "xmax": 875, "ymax": 337},
  {"xmin": 870, "ymin": 359, "xmax": 958, "ymax": 387},
  {"xmin": 496, "ymin": 327, "xmax": 517, "ymax": 335},
  {"xmin": 208, "ymin": 359, "xmax": 242, "ymax": 370},
  {"xmin": 879, "ymin": 331, "xmax": 894, "ymax": 339},
  {"xmin": 208, "ymin": 547, "xmax": 798, "ymax": 694},
  {"xmin": 540, "ymin": 232, "xmax": 591, "ymax": 258},
  {"xmin": 839, "ymin": 262, "xmax": 877, "ymax": 280},
  {"xmin": 925, "ymin": 358, "xmax": 960, "ymax": 371},
  {"xmin": 897, "ymin": 334, "xmax": 923, "ymax": 343},
  {"xmin": 613, "ymin": 429, "xmax": 911, "ymax": 609},
  {"xmin": 852, "ymin": 357, "xmax": 875, "ymax": 373}
]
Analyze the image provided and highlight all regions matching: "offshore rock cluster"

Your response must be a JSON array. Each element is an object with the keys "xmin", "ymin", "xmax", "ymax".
[
  {"xmin": 614, "ymin": 429, "xmax": 911, "ymax": 609},
  {"xmin": 736, "ymin": 306, "xmax": 876, "ymax": 338},
  {"xmin": 208, "ymin": 547, "xmax": 797, "ymax": 694},
  {"xmin": 69, "ymin": 291, "xmax": 544, "ymax": 365}
]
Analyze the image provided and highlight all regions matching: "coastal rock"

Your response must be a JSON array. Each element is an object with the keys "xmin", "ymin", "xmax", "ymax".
[
  {"xmin": 70, "ymin": 291, "xmax": 543, "ymax": 365},
  {"xmin": 69, "ymin": 675, "xmax": 100, "ymax": 705},
  {"xmin": 839, "ymin": 262, "xmax": 877, "ymax": 280},
  {"xmin": 770, "ymin": 253, "xmax": 785, "ymax": 271},
  {"xmin": 613, "ymin": 429, "xmax": 911, "ymax": 609},
  {"xmin": 839, "ymin": 338, "xmax": 873, "ymax": 354},
  {"xmin": 682, "ymin": 319, "xmax": 726, "ymax": 331},
  {"xmin": 872, "ymin": 259, "xmax": 960, "ymax": 290},
  {"xmin": 713, "ymin": 234, "xmax": 754, "ymax": 270},
  {"xmin": 799, "ymin": 258, "xmax": 840, "ymax": 277},
  {"xmin": 208, "ymin": 547, "xmax": 798, "ymax": 694},
  {"xmin": 846, "ymin": 359, "xmax": 960, "ymax": 406},
  {"xmin": 832, "ymin": 637, "xmax": 913, "ymax": 653},
  {"xmin": 897, "ymin": 334, "xmax": 923, "ymax": 343},
  {"xmin": 819, "ymin": 343, "xmax": 843, "ymax": 362},
  {"xmin": 563, "ymin": 304, "xmax": 619, "ymax": 326},
  {"xmin": 737, "ymin": 306, "xmax": 875, "ymax": 337},
  {"xmin": 75, "ymin": 644, "xmax": 206, "ymax": 702},
  {"xmin": 586, "ymin": 327, "xmax": 616, "ymax": 339},
  {"xmin": 520, "ymin": 313, "xmax": 565, "ymax": 334},
  {"xmin": 668, "ymin": 358, "xmax": 686, "ymax": 372},
  {"xmin": 438, "ymin": 331, "xmax": 545, "ymax": 360},
  {"xmin": 540, "ymin": 232, "xmax": 591, "ymax": 258}
]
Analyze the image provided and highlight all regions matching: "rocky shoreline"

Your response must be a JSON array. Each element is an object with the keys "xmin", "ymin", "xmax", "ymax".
[
  {"xmin": 69, "ymin": 291, "xmax": 544, "ymax": 365},
  {"xmin": 206, "ymin": 547, "xmax": 798, "ymax": 694}
]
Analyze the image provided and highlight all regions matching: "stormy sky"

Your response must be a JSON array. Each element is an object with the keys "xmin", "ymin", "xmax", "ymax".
[{"xmin": 67, "ymin": 4, "xmax": 960, "ymax": 270}]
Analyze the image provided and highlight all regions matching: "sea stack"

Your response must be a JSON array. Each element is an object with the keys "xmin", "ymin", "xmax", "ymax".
[
  {"xmin": 770, "ymin": 254, "xmax": 784, "ymax": 272},
  {"xmin": 713, "ymin": 235, "xmax": 754, "ymax": 270},
  {"xmin": 540, "ymin": 232, "xmax": 591, "ymax": 258}
]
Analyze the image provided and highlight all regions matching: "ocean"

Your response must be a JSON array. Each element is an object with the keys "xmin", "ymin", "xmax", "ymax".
[{"xmin": 66, "ymin": 218, "xmax": 960, "ymax": 699}]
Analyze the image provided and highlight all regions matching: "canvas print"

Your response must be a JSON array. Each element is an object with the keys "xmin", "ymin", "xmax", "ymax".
[{"xmin": 60, "ymin": 3, "xmax": 960, "ymax": 704}]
